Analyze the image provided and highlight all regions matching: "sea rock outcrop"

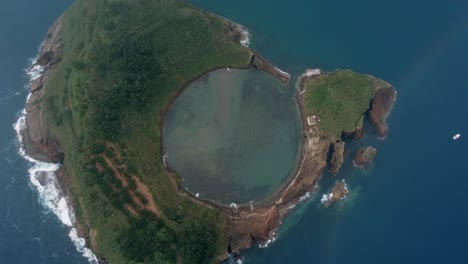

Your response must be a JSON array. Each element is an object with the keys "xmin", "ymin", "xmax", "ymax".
[
  {"xmin": 353, "ymin": 146, "xmax": 377, "ymax": 167},
  {"xmin": 321, "ymin": 180, "xmax": 349, "ymax": 207},
  {"xmin": 368, "ymin": 86, "xmax": 396, "ymax": 138},
  {"xmin": 328, "ymin": 142, "xmax": 345, "ymax": 176},
  {"xmin": 22, "ymin": 18, "xmax": 64, "ymax": 163}
]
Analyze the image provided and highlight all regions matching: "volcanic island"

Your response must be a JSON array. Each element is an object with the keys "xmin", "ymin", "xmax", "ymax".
[{"xmin": 21, "ymin": 0, "xmax": 396, "ymax": 263}]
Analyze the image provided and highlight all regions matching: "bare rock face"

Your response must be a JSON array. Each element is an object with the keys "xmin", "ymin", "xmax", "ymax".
[
  {"xmin": 353, "ymin": 146, "xmax": 377, "ymax": 167},
  {"xmin": 22, "ymin": 18, "xmax": 64, "ymax": 163},
  {"xmin": 328, "ymin": 142, "xmax": 345, "ymax": 176},
  {"xmin": 368, "ymin": 86, "xmax": 396, "ymax": 138}
]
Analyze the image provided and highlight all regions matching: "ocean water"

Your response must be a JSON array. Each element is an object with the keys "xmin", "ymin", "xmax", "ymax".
[
  {"xmin": 186, "ymin": 0, "xmax": 468, "ymax": 263},
  {"xmin": 0, "ymin": 0, "xmax": 92, "ymax": 263},
  {"xmin": 2, "ymin": 0, "xmax": 468, "ymax": 264},
  {"xmin": 164, "ymin": 69, "xmax": 300, "ymax": 203}
]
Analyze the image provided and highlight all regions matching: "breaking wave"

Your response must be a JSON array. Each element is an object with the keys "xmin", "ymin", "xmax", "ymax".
[
  {"xmin": 239, "ymin": 27, "xmax": 251, "ymax": 48},
  {"xmin": 13, "ymin": 57, "xmax": 97, "ymax": 263}
]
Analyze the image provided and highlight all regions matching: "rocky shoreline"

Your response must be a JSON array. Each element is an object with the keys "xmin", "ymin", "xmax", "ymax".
[
  {"xmin": 166, "ymin": 68, "xmax": 396, "ymax": 261},
  {"xmin": 23, "ymin": 14, "xmax": 397, "ymax": 263},
  {"xmin": 20, "ymin": 18, "xmax": 102, "ymax": 263},
  {"xmin": 22, "ymin": 17, "xmax": 64, "ymax": 164}
]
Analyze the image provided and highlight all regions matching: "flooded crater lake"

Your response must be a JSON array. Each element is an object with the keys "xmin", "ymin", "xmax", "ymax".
[{"xmin": 163, "ymin": 68, "xmax": 301, "ymax": 203}]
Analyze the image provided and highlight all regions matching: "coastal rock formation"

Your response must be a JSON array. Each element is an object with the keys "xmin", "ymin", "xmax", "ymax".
[
  {"xmin": 353, "ymin": 146, "xmax": 377, "ymax": 167},
  {"xmin": 22, "ymin": 18, "xmax": 64, "ymax": 163},
  {"xmin": 321, "ymin": 180, "xmax": 349, "ymax": 207},
  {"xmin": 328, "ymin": 142, "xmax": 345, "ymax": 176},
  {"xmin": 224, "ymin": 135, "xmax": 330, "ymax": 255},
  {"xmin": 216, "ymin": 69, "xmax": 396, "ymax": 259},
  {"xmin": 342, "ymin": 127, "xmax": 364, "ymax": 140},
  {"xmin": 249, "ymin": 54, "xmax": 291, "ymax": 84},
  {"xmin": 368, "ymin": 86, "xmax": 396, "ymax": 138}
]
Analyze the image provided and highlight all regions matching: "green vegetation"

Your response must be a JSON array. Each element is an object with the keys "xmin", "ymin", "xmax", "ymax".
[
  {"xmin": 43, "ymin": 0, "xmax": 250, "ymax": 263},
  {"xmin": 304, "ymin": 70, "xmax": 389, "ymax": 139}
]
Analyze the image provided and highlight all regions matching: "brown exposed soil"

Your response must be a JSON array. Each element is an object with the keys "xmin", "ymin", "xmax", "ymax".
[
  {"xmin": 101, "ymin": 155, "xmax": 128, "ymax": 188},
  {"xmin": 91, "ymin": 143, "xmax": 160, "ymax": 219},
  {"xmin": 131, "ymin": 175, "xmax": 160, "ymax": 217},
  {"xmin": 124, "ymin": 204, "xmax": 139, "ymax": 217},
  {"xmin": 128, "ymin": 190, "xmax": 145, "ymax": 208}
]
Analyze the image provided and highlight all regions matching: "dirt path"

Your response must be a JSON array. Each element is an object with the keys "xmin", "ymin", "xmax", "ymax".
[
  {"xmin": 131, "ymin": 175, "xmax": 160, "ymax": 217},
  {"xmin": 95, "ymin": 162, "xmax": 103, "ymax": 173},
  {"xmin": 101, "ymin": 155, "xmax": 128, "ymax": 188},
  {"xmin": 124, "ymin": 204, "xmax": 139, "ymax": 217}
]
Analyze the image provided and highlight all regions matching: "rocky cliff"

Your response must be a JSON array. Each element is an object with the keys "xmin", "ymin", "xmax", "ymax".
[
  {"xmin": 22, "ymin": 18, "xmax": 64, "ymax": 163},
  {"xmin": 328, "ymin": 142, "xmax": 345, "ymax": 176},
  {"xmin": 368, "ymin": 86, "xmax": 396, "ymax": 138}
]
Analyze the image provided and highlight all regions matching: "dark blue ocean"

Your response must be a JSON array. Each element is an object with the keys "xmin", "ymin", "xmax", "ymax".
[
  {"xmin": 2, "ymin": 0, "xmax": 468, "ymax": 263},
  {"xmin": 0, "ymin": 0, "xmax": 87, "ymax": 263}
]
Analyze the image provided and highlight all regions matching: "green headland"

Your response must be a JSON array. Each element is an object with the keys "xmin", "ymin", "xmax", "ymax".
[
  {"xmin": 22, "ymin": 0, "xmax": 396, "ymax": 263},
  {"xmin": 303, "ymin": 70, "xmax": 391, "ymax": 140}
]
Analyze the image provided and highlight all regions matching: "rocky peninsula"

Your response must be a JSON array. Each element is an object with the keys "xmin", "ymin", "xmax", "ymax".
[{"xmin": 21, "ymin": 1, "xmax": 396, "ymax": 263}]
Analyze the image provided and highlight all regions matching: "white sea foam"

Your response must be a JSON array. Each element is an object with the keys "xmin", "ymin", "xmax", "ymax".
[
  {"xmin": 273, "ymin": 67, "xmax": 291, "ymax": 78},
  {"xmin": 259, "ymin": 231, "xmax": 277, "ymax": 248},
  {"xmin": 239, "ymin": 27, "xmax": 250, "ymax": 47},
  {"xmin": 299, "ymin": 191, "xmax": 310, "ymax": 202},
  {"xmin": 13, "ymin": 58, "xmax": 98, "ymax": 263},
  {"xmin": 320, "ymin": 193, "xmax": 333, "ymax": 205},
  {"xmin": 26, "ymin": 59, "xmax": 44, "ymax": 81}
]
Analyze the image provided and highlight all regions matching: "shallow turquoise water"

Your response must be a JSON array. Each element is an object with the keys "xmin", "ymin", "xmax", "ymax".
[{"xmin": 164, "ymin": 69, "xmax": 300, "ymax": 203}]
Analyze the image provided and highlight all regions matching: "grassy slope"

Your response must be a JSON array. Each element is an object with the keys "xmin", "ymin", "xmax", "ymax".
[
  {"xmin": 44, "ymin": 0, "xmax": 250, "ymax": 263},
  {"xmin": 304, "ymin": 70, "xmax": 389, "ymax": 139}
]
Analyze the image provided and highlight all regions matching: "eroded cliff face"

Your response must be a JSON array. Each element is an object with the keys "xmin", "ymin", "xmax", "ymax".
[
  {"xmin": 368, "ymin": 86, "xmax": 396, "ymax": 138},
  {"xmin": 328, "ymin": 142, "xmax": 345, "ymax": 176},
  {"xmin": 22, "ymin": 18, "xmax": 64, "ymax": 163},
  {"xmin": 342, "ymin": 127, "xmax": 364, "ymax": 140}
]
